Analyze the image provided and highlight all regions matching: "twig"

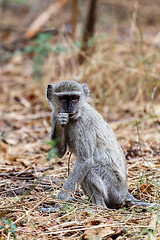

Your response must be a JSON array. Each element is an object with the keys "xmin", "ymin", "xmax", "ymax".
[
  {"xmin": 42, "ymin": 223, "xmax": 125, "ymax": 235},
  {"xmin": 58, "ymin": 207, "xmax": 78, "ymax": 220},
  {"xmin": 0, "ymin": 166, "xmax": 54, "ymax": 177},
  {"xmin": 135, "ymin": 120, "xmax": 152, "ymax": 168},
  {"xmin": 48, "ymin": 220, "xmax": 80, "ymax": 231},
  {"xmin": 14, "ymin": 196, "xmax": 50, "ymax": 224},
  {"xmin": 23, "ymin": 0, "xmax": 69, "ymax": 40},
  {"xmin": 67, "ymin": 152, "xmax": 72, "ymax": 176}
]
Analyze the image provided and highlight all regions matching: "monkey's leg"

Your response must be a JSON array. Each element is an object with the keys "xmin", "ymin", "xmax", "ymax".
[
  {"xmin": 81, "ymin": 169, "xmax": 110, "ymax": 208},
  {"xmin": 81, "ymin": 180, "xmax": 107, "ymax": 207},
  {"xmin": 81, "ymin": 167, "xmax": 126, "ymax": 209}
]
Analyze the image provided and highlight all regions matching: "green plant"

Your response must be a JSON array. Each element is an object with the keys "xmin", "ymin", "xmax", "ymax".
[
  {"xmin": 53, "ymin": 44, "xmax": 68, "ymax": 54},
  {"xmin": 44, "ymin": 139, "xmax": 58, "ymax": 160},
  {"xmin": 1, "ymin": 132, "xmax": 7, "ymax": 141},
  {"xmin": 12, "ymin": 0, "xmax": 28, "ymax": 4},
  {"xmin": 0, "ymin": 50, "xmax": 12, "ymax": 62},
  {"xmin": 0, "ymin": 218, "xmax": 17, "ymax": 239},
  {"xmin": 25, "ymin": 33, "xmax": 52, "ymax": 80}
]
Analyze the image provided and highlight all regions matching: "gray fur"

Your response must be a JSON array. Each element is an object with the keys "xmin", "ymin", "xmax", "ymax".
[{"xmin": 47, "ymin": 80, "xmax": 156, "ymax": 209}]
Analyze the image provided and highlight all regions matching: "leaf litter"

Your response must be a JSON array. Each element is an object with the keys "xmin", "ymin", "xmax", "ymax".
[
  {"xmin": 0, "ymin": 55, "xmax": 160, "ymax": 240},
  {"xmin": 0, "ymin": 2, "xmax": 160, "ymax": 239}
]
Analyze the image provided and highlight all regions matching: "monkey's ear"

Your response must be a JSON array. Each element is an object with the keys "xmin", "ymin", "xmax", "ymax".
[
  {"xmin": 82, "ymin": 83, "xmax": 89, "ymax": 98},
  {"xmin": 47, "ymin": 84, "xmax": 53, "ymax": 101}
]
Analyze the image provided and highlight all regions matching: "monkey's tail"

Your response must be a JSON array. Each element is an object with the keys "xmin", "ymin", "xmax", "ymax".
[{"xmin": 125, "ymin": 191, "xmax": 159, "ymax": 208}]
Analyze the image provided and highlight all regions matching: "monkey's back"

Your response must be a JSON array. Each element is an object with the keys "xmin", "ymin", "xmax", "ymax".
[{"xmin": 66, "ymin": 103, "xmax": 127, "ymax": 185}]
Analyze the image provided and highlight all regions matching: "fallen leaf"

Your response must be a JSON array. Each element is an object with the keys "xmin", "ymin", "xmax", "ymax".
[
  {"xmin": 148, "ymin": 214, "xmax": 160, "ymax": 232},
  {"xmin": 140, "ymin": 183, "xmax": 152, "ymax": 194},
  {"xmin": 146, "ymin": 213, "xmax": 160, "ymax": 240},
  {"xmin": 83, "ymin": 218, "xmax": 115, "ymax": 240}
]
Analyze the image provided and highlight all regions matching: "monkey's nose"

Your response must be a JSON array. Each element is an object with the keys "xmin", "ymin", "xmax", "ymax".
[{"xmin": 48, "ymin": 84, "xmax": 52, "ymax": 89}]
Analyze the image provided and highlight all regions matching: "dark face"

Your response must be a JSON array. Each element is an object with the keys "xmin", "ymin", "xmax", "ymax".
[{"xmin": 59, "ymin": 94, "xmax": 80, "ymax": 117}]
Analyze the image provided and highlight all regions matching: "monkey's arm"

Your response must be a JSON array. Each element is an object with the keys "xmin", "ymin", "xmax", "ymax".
[
  {"xmin": 58, "ymin": 131, "xmax": 95, "ymax": 200},
  {"xmin": 51, "ymin": 112, "xmax": 67, "ymax": 158}
]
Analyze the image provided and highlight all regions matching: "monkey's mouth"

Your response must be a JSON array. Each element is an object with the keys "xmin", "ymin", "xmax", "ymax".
[
  {"xmin": 69, "ymin": 113, "xmax": 76, "ymax": 118},
  {"xmin": 68, "ymin": 111, "xmax": 78, "ymax": 119}
]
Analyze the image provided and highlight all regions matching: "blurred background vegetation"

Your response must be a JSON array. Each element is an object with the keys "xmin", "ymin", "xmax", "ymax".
[{"xmin": 1, "ymin": 0, "xmax": 160, "ymax": 117}]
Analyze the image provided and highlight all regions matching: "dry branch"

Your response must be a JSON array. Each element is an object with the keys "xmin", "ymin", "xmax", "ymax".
[
  {"xmin": 71, "ymin": 0, "xmax": 78, "ymax": 40},
  {"xmin": 6, "ymin": 0, "xmax": 53, "ymax": 46},
  {"xmin": 23, "ymin": 0, "xmax": 70, "ymax": 40},
  {"xmin": 79, "ymin": 0, "xmax": 97, "ymax": 64}
]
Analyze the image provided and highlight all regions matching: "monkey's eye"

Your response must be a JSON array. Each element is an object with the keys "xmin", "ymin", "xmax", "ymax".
[
  {"xmin": 71, "ymin": 95, "xmax": 80, "ymax": 102},
  {"xmin": 59, "ymin": 95, "xmax": 69, "ymax": 102}
]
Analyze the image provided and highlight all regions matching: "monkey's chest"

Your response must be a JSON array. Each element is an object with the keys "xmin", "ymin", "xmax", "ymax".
[{"xmin": 65, "ymin": 128, "xmax": 77, "ymax": 155}]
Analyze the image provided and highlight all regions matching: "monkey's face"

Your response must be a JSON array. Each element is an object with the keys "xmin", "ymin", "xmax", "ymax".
[
  {"xmin": 47, "ymin": 85, "xmax": 81, "ymax": 119},
  {"xmin": 58, "ymin": 94, "xmax": 80, "ymax": 118},
  {"xmin": 47, "ymin": 80, "xmax": 89, "ymax": 119}
]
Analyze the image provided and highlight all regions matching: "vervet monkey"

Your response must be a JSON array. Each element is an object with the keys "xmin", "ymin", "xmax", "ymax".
[{"xmin": 47, "ymin": 80, "xmax": 156, "ymax": 209}]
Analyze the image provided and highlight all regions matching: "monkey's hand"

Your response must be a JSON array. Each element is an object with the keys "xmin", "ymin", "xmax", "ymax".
[{"xmin": 57, "ymin": 113, "xmax": 69, "ymax": 126}]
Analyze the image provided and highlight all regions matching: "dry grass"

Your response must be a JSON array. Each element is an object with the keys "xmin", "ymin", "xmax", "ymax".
[{"xmin": 0, "ymin": 1, "xmax": 160, "ymax": 239}]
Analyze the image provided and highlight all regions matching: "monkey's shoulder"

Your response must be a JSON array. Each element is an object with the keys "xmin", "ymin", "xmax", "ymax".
[
  {"xmin": 82, "ymin": 104, "xmax": 124, "ymax": 148},
  {"xmin": 67, "ymin": 103, "xmax": 116, "ymax": 140},
  {"xmin": 81, "ymin": 104, "xmax": 104, "ymax": 124}
]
